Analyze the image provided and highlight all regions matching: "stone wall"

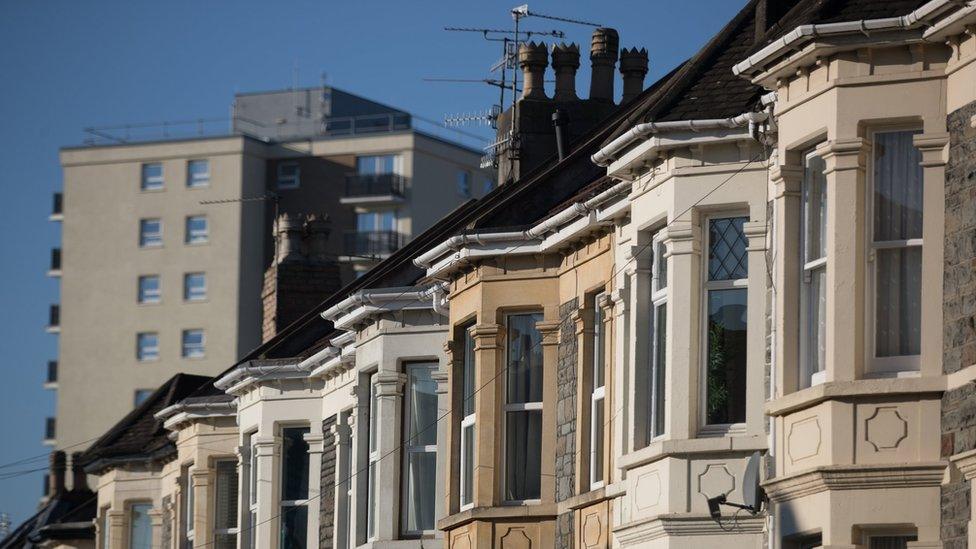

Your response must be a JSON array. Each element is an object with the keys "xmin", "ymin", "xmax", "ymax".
[
  {"xmin": 555, "ymin": 298, "xmax": 579, "ymax": 549},
  {"xmin": 320, "ymin": 415, "xmax": 337, "ymax": 548},
  {"xmin": 941, "ymin": 99, "xmax": 976, "ymax": 548}
]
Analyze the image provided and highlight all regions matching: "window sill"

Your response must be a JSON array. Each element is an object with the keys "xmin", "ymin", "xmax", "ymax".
[
  {"xmin": 698, "ymin": 423, "xmax": 747, "ymax": 438},
  {"xmin": 139, "ymin": 188, "xmax": 165, "ymax": 194},
  {"xmin": 617, "ymin": 434, "xmax": 767, "ymax": 472},
  {"xmin": 437, "ymin": 502, "xmax": 557, "ymax": 531},
  {"xmin": 137, "ymin": 301, "xmax": 162, "ymax": 307},
  {"xmin": 139, "ymin": 244, "xmax": 163, "ymax": 250},
  {"xmin": 184, "ymin": 241, "xmax": 210, "ymax": 247},
  {"xmin": 767, "ymin": 375, "xmax": 944, "ymax": 417},
  {"xmin": 183, "ymin": 299, "xmax": 209, "ymax": 305}
]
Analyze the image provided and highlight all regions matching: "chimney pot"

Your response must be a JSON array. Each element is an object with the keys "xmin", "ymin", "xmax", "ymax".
[
  {"xmin": 70, "ymin": 451, "xmax": 88, "ymax": 492},
  {"xmin": 275, "ymin": 212, "xmax": 305, "ymax": 263},
  {"xmin": 518, "ymin": 41, "xmax": 549, "ymax": 100},
  {"xmin": 550, "ymin": 43, "xmax": 580, "ymax": 101},
  {"xmin": 589, "ymin": 28, "xmax": 619, "ymax": 102},
  {"xmin": 48, "ymin": 451, "xmax": 66, "ymax": 497},
  {"xmin": 619, "ymin": 47, "xmax": 649, "ymax": 104}
]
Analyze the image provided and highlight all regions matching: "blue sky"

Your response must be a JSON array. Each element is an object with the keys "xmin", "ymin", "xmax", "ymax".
[{"xmin": 0, "ymin": 0, "xmax": 744, "ymax": 525}]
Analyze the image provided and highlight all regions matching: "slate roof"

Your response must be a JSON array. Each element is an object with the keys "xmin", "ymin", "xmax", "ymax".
[
  {"xmin": 79, "ymin": 373, "xmax": 212, "ymax": 473},
  {"xmin": 0, "ymin": 479, "xmax": 96, "ymax": 549},
  {"xmin": 759, "ymin": 0, "xmax": 930, "ymax": 43}
]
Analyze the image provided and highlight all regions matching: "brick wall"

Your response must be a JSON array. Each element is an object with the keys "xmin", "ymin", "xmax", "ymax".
[
  {"xmin": 262, "ymin": 260, "xmax": 341, "ymax": 342},
  {"xmin": 320, "ymin": 415, "xmax": 337, "ymax": 548},
  {"xmin": 941, "ymin": 99, "xmax": 976, "ymax": 548},
  {"xmin": 555, "ymin": 298, "xmax": 579, "ymax": 549}
]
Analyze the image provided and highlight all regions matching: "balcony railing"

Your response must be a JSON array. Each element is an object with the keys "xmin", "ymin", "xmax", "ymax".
[
  {"xmin": 47, "ymin": 361, "xmax": 58, "ymax": 384},
  {"xmin": 50, "ymin": 193, "xmax": 63, "ymax": 220},
  {"xmin": 50, "ymin": 248, "xmax": 61, "ymax": 272},
  {"xmin": 48, "ymin": 305, "xmax": 60, "ymax": 330},
  {"xmin": 45, "ymin": 417, "xmax": 56, "ymax": 441},
  {"xmin": 345, "ymin": 173, "xmax": 406, "ymax": 198},
  {"xmin": 344, "ymin": 230, "xmax": 404, "ymax": 257}
]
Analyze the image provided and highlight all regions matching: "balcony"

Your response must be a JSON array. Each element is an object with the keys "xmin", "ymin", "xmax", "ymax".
[
  {"xmin": 341, "ymin": 173, "xmax": 407, "ymax": 206},
  {"xmin": 46, "ymin": 304, "xmax": 60, "ymax": 333},
  {"xmin": 49, "ymin": 193, "xmax": 63, "ymax": 222},
  {"xmin": 44, "ymin": 417, "xmax": 56, "ymax": 445},
  {"xmin": 47, "ymin": 248, "xmax": 61, "ymax": 277},
  {"xmin": 343, "ymin": 230, "xmax": 404, "ymax": 259},
  {"xmin": 45, "ymin": 361, "xmax": 58, "ymax": 389}
]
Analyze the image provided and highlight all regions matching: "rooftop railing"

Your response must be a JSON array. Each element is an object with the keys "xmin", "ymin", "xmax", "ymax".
[{"xmin": 345, "ymin": 173, "xmax": 406, "ymax": 198}]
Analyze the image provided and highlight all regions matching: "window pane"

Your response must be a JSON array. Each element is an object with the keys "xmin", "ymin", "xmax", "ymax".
[
  {"xmin": 803, "ymin": 153, "xmax": 827, "ymax": 262},
  {"xmin": 593, "ymin": 295, "xmax": 605, "ymax": 388},
  {"xmin": 367, "ymin": 462, "xmax": 377, "ymax": 539},
  {"xmin": 182, "ymin": 330, "xmax": 205, "ymax": 358},
  {"xmin": 461, "ymin": 423, "xmax": 474, "ymax": 507},
  {"xmin": 873, "ymin": 130, "xmax": 923, "ymax": 242},
  {"xmin": 652, "ymin": 303, "xmax": 667, "ymax": 437},
  {"xmin": 215, "ymin": 534, "xmax": 237, "ymax": 549},
  {"xmin": 406, "ymin": 364, "xmax": 437, "ymax": 446},
  {"xmin": 706, "ymin": 288, "xmax": 748, "ymax": 425},
  {"xmin": 655, "ymin": 240, "xmax": 668, "ymax": 289},
  {"xmin": 129, "ymin": 503, "xmax": 153, "ymax": 549},
  {"xmin": 591, "ymin": 398, "xmax": 604, "ymax": 484},
  {"xmin": 368, "ymin": 380, "xmax": 378, "ymax": 453},
  {"xmin": 186, "ymin": 216, "xmax": 208, "ymax": 244},
  {"xmin": 188, "ymin": 160, "xmax": 209, "ymax": 188},
  {"xmin": 462, "ymin": 326, "xmax": 476, "ymax": 417},
  {"xmin": 505, "ymin": 411, "xmax": 542, "ymax": 500},
  {"xmin": 506, "ymin": 313, "xmax": 544, "ymax": 404},
  {"xmin": 403, "ymin": 451, "xmax": 436, "ymax": 532},
  {"xmin": 101, "ymin": 511, "xmax": 110, "ymax": 549},
  {"xmin": 134, "ymin": 389, "xmax": 153, "ymax": 407},
  {"xmin": 281, "ymin": 427, "xmax": 310, "ymax": 500},
  {"xmin": 142, "ymin": 163, "xmax": 163, "ymax": 190},
  {"xmin": 279, "ymin": 506, "xmax": 307, "ymax": 549},
  {"xmin": 139, "ymin": 275, "xmax": 160, "ymax": 303},
  {"xmin": 140, "ymin": 219, "xmax": 162, "ymax": 247},
  {"xmin": 868, "ymin": 536, "xmax": 916, "ymax": 549},
  {"xmin": 137, "ymin": 333, "xmax": 159, "ymax": 361},
  {"xmin": 184, "ymin": 273, "xmax": 206, "ymax": 301},
  {"xmin": 876, "ymin": 247, "xmax": 922, "ymax": 357},
  {"xmin": 801, "ymin": 266, "xmax": 827, "ymax": 388},
  {"xmin": 708, "ymin": 217, "xmax": 748, "ymax": 281},
  {"xmin": 215, "ymin": 460, "xmax": 238, "ymax": 531}
]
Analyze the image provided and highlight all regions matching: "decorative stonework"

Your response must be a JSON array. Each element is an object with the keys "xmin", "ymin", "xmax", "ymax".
[
  {"xmin": 500, "ymin": 527, "xmax": 532, "ymax": 549},
  {"xmin": 633, "ymin": 470, "xmax": 661, "ymax": 511},
  {"xmin": 763, "ymin": 463, "xmax": 947, "ymax": 503},
  {"xmin": 582, "ymin": 512, "xmax": 602, "ymax": 547},
  {"xmin": 864, "ymin": 407, "xmax": 908, "ymax": 451},
  {"xmin": 787, "ymin": 416, "xmax": 822, "ymax": 463},
  {"xmin": 697, "ymin": 464, "xmax": 736, "ymax": 500}
]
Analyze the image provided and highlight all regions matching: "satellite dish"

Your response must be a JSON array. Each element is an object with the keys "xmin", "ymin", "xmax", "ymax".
[
  {"xmin": 707, "ymin": 451, "xmax": 766, "ymax": 521},
  {"xmin": 742, "ymin": 451, "xmax": 765, "ymax": 511}
]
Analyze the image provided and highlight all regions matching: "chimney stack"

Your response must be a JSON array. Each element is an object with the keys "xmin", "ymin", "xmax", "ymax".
[
  {"xmin": 551, "ymin": 43, "xmax": 580, "ymax": 102},
  {"xmin": 70, "ymin": 451, "xmax": 88, "ymax": 492},
  {"xmin": 619, "ymin": 48, "xmax": 649, "ymax": 104},
  {"xmin": 304, "ymin": 214, "xmax": 331, "ymax": 263},
  {"xmin": 275, "ymin": 212, "xmax": 304, "ymax": 263},
  {"xmin": 589, "ymin": 28, "xmax": 619, "ymax": 102},
  {"xmin": 519, "ymin": 42, "xmax": 549, "ymax": 100},
  {"xmin": 48, "ymin": 451, "xmax": 66, "ymax": 497}
]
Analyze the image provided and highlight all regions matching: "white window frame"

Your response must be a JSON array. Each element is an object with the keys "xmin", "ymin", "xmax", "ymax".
[
  {"xmin": 458, "ymin": 323, "xmax": 476, "ymax": 511},
  {"xmin": 137, "ymin": 332, "xmax": 159, "ymax": 362},
  {"xmin": 185, "ymin": 215, "xmax": 209, "ymax": 245},
  {"xmin": 139, "ymin": 218, "xmax": 162, "ymax": 248},
  {"xmin": 181, "ymin": 464, "xmax": 195, "ymax": 547},
  {"xmin": 184, "ymin": 272, "xmax": 207, "ymax": 302},
  {"xmin": 589, "ymin": 292, "xmax": 606, "ymax": 490},
  {"xmin": 866, "ymin": 127, "xmax": 923, "ymax": 376},
  {"xmin": 187, "ymin": 159, "xmax": 210, "ymax": 188},
  {"xmin": 278, "ymin": 425, "xmax": 310, "ymax": 549},
  {"xmin": 366, "ymin": 374, "xmax": 379, "ymax": 542},
  {"xmin": 400, "ymin": 361, "xmax": 438, "ymax": 537},
  {"xmin": 100, "ymin": 507, "xmax": 111, "ymax": 549},
  {"xmin": 502, "ymin": 312, "xmax": 543, "ymax": 505},
  {"xmin": 181, "ymin": 329, "xmax": 205, "ymax": 359},
  {"xmin": 700, "ymin": 213, "xmax": 750, "ymax": 434},
  {"xmin": 336, "ymin": 410, "xmax": 353, "ymax": 549},
  {"xmin": 141, "ymin": 162, "xmax": 164, "ymax": 191},
  {"xmin": 276, "ymin": 162, "xmax": 300, "ymax": 190},
  {"xmin": 213, "ymin": 458, "xmax": 239, "ymax": 546},
  {"xmin": 138, "ymin": 275, "xmax": 161, "ymax": 304},
  {"xmin": 800, "ymin": 147, "xmax": 828, "ymax": 388},
  {"xmin": 245, "ymin": 433, "xmax": 258, "ymax": 549},
  {"xmin": 649, "ymin": 234, "xmax": 668, "ymax": 441}
]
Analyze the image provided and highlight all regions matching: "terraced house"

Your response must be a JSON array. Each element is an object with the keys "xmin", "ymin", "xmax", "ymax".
[{"xmin": 5, "ymin": 0, "xmax": 976, "ymax": 548}]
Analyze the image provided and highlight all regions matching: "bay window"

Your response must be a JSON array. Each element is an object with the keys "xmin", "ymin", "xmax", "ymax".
[
  {"xmin": 402, "ymin": 362, "xmax": 438, "ymax": 535},
  {"xmin": 650, "ymin": 235, "xmax": 668, "ymax": 439},
  {"xmin": 800, "ymin": 150, "xmax": 827, "ymax": 388},
  {"xmin": 280, "ymin": 426, "xmax": 310, "ymax": 549},
  {"xmin": 458, "ymin": 324, "xmax": 476, "ymax": 510},
  {"xmin": 589, "ymin": 293, "xmax": 606, "ymax": 489},
  {"xmin": 869, "ymin": 129, "xmax": 923, "ymax": 373},
  {"xmin": 504, "ymin": 313, "xmax": 544, "ymax": 502},
  {"xmin": 213, "ymin": 459, "xmax": 239, "ymax": 549},
  {"xmin": 704, "ymin": 216, "xmax": 749, "ymax": 427},
  {"xmin": 180, "ymin": 465, "xmax": 194, "ymax": 549},
  {"xmin": 246, "ymin": 434, "xmax": 257, "ymax": 549}
]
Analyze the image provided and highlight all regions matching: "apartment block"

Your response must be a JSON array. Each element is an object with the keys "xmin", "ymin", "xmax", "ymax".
[{"xmin": 48, "ymin": 86, "xmax": 489, "ymax": 451}]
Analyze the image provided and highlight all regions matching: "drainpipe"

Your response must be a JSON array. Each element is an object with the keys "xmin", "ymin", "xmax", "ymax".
[{"xmin": 553, "ymin": 109, "xmax": 567, "ymax": 161}]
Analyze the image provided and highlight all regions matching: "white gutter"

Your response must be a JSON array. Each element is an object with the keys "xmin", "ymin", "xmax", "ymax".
[
  {"xmin": 415, "ymin": 181, "xmax": 632, "ymax": 273},
  {"xmin": 214, "ymin": 361, "xmax": 305, "ymax": 392},
  {"xmin": 591, "ymin": 112, "xmax": 768, "ymax": 167},
  {"xmin": 923, "ymin": 2, "xmax": 976, "ymax": 41},
  {"xmin": 732, "ymin": 0, "xmax": 966, "ymax": 77},
  {"xmin": 155, "ymin": 399, "xmax": 237, "ymax": 431},
  {"xmin": 298, "ymin": 345, "xmax": 339, "ymax": 371}
]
